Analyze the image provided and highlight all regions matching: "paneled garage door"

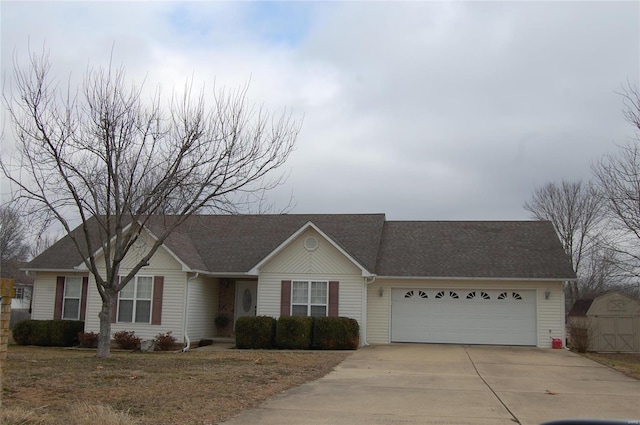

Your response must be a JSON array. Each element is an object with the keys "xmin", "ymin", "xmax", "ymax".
[{"xmin": 391, "ymin": 288, "xmax": 537, "ymax": 346}]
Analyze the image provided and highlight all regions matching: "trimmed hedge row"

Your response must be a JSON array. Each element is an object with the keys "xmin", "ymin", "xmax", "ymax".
[
  {"xmin": 12, "ymin": 319, "xmax": 84, "ymax": 347},
  {"xmin": 235, "ymin": 316, "xmax": 277, "ymax": 349},
  {"xmin": 235, "ymin": 316, "xmax": 359, "ymax": 350}
]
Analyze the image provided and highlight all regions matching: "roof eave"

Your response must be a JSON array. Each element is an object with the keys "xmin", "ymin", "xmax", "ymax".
[
  {"xmin": 21, "ymin": 268, "xmax": 90, "ymax": 274},
  {"xmin": 189, "ymin": 270, "xmax": 258, "ymax": 278}
]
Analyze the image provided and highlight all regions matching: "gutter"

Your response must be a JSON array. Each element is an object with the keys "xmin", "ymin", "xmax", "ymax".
[
  {"xmin": 362, "ymin": 275, "xmax": 377, "ymax": 347},
  {"xmin": 182, "ymin": 272, "xmax": 199, "ymax": 352}
]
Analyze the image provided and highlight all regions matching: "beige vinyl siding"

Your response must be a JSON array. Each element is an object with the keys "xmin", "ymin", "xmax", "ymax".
[
  {"xmin": 366, "ymin": 282, "xmax": 390, "ymax": 344},
  {"xmin": 31, "ymin": 272, "xmax": 89, "ymax": 320},
  {"xmin": 366, "ymin": 279, "xmax": 565, "ymax": 348},
  {"xmin": 118, "ymin": 230, "xmax": 186, "ymax": 270},
  {"xmin": 257, "ymin": 228, "xmax": 366, "ymax": 333},
  {"xmin": 84, "ymin": 240, "xmax": 188, "ymax": 341},
  {"xmin": 261, "ymin": 228, "xmax": 366, "ymax": 275},
  {"xmin": 536, "ymin": 283, "xmax": 565, "ymax": 348},
  {"xmin": 186, "ymin": 275, "xmax": 219, "ymax": 341}
]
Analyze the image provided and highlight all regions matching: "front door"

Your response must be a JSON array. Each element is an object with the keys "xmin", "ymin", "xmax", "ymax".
[{"xmin": 235, "ymin": 281, "xmax": 257, "ymax": 324}]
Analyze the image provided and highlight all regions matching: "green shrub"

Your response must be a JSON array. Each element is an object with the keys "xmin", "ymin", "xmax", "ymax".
[
  {"xmin": 276, "ymin": 316, "xmax": 313, "ymax": 350},
  {"xmin": 154, "ymin": 331, "xmax": 177, "ymax": 351},
  {"xmin": 11, "ymin": 320, "xmax": 84, "ymax": 347},
  {"xmin": 113, "ymin": 330, "xmax": 141, "ymax": 350},
  {"xmin": 235, "ymin": 316, "xmax": 276, "ymax": 349},
  {"xmin": 11, "ymin": 320, "xmax": 33, "ymax": 345},
  {"xmin": 313, "ymin": 317, "xmax": 359, "ymax": 350}
]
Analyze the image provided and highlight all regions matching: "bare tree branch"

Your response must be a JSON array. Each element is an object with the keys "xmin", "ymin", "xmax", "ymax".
[
  {"xmin": 523, "ymin": 180, "xmax": 607, "ymax": 306},
  {"xmin": 1, "ymin": 48, "xmax": 301, "ymax": 357}
]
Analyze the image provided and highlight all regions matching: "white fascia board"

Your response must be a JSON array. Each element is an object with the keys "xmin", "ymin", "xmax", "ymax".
[
  {"xmin": 21, "ymin": 268, "xmax": 90, "ymax": 274},
  {"xmin": 190, "ymin": 270, "xmax": 257, "ymax": 278},
  {"xmin": 248, "ymin": 221, "xmax": 373, "ymax": 277},
  {"xmin": 376, "ymin": 275, "xmax": 576, "ymax": 282}
]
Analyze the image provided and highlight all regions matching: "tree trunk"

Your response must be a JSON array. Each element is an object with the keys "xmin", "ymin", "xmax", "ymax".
[{"xmin": 96, "ymin": 293, "xmax": 114, "ymax": 358}]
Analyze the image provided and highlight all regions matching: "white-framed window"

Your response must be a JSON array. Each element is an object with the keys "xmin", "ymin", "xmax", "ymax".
[
  {"xmin": 62, "ymin": 276, "xmax": 82, "ymax": 320},
  {"xmin": 292, "ymin": 280, "xmax": 327, "ymax": 317},
  {"xmin": 117, "ymin": 276, "xmax": 153, "ymax": 323}
]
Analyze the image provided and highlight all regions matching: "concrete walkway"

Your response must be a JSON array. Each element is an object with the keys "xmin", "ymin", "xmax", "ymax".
[{"xmin": 219, "ymin": 344, "xmax": 640, "ymax": 425}]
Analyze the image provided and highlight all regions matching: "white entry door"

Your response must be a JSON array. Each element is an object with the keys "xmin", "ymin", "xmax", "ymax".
[
  {"xmin": 391, "ymin": 288, "xmax": 537, "ymax": 346},
  {"xmin": 235, "ymin": 281, "xmax": 257, "ymax": 322}
]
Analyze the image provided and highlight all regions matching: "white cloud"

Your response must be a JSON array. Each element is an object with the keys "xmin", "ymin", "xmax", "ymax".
[{"xmin": 1, "ymin": 1, "xmax": 638, "ymax": 221}]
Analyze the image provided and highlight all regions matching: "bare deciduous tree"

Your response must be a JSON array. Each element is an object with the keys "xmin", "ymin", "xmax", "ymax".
[
  {"xmin": 1, "ymin": 50, "xmax": 301, "ymax": 357},
  {"xmin": 593, "ymin": 84, "xmax": 640, "ymax": 282},
  {"xmin": 523, "ymin": 180, "xmax": 606, "ymax": 305},
  {"xmin": 0, "ymin": 205, "xmax": 30, "ymax": 266}
]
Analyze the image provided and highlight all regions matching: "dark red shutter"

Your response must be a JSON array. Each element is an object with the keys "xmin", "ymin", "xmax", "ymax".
[
  {"xmin": 54, "ymin": 276, "xmax": 65, "ymax": 320},
  {"xmin": 80, "ymin": 276, "xmax": 89, "ymax": 321},
  {"xmin": 152, "ymin": 276, "xmax": 164, "ymax": 325},
  {"xmin": 328, "ymin": 281, "xmax": 339, "ymax": 317},
  {"xmin": 280, "ymin": 280, "xmax": 291, "ymax": 317}
]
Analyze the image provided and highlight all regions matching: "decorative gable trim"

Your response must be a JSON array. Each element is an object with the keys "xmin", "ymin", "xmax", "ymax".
[{"xmin": 248, "ymin": 222, "xmax": 374, "ymax": 277}]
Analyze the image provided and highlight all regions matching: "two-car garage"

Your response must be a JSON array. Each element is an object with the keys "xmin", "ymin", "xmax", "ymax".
[{"xmin": 390, "ymin": 288, "xmax": 538, "ymax": 346}]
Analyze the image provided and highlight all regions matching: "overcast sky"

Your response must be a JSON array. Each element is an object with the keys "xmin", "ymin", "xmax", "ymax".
[{"xmin": 2, "ymin": 1, "xmax": 639, "ymax": 222}]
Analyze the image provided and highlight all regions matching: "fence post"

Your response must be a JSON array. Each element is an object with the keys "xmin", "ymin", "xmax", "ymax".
[{"xmin": 0, "ymin": 278, "xmax": 15, "ymax": 410}]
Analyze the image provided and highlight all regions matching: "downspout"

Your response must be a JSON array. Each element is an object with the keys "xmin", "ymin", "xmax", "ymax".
[
  {"xmin": 182, "ymin": 272, "xmax": 199, "ymax": 352},
  {"xmin": 363, "ymin": 275, "xmax": 377, "ymax": 346}
]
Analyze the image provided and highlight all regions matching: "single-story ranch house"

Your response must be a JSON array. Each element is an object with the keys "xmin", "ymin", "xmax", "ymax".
[{"xmin": 25, "ymin": 214, "xmax": 576, "ymax": 348}]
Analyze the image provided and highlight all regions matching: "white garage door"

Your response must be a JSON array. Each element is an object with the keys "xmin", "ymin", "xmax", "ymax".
[{"xmin": 391, "ymin": 288, "xmax": 537, "ymax": 346}]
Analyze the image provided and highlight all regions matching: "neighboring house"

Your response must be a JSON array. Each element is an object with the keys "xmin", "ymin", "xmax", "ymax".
[
  {"xmin": 11, "ymin": 284, "xmax": 33, "ymax": 311},
  {"xmin": 568, "ymin": 291, "xmax": 640, "ymax": 352},
  {"xmin": 2, "ymin": 260, "xmax": 34, "ymax": 310},
  {"xmin": 24, "ymin": 214, "xmax": 576, "ymax": 348}
]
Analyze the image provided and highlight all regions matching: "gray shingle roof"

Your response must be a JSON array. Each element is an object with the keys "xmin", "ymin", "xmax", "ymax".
[
  {"xmin": 26, "ymin": 215, "xmax": 576, "ymax": 280},
  {"xmin": 26, "ymin": 216, "xmax": 104, "ymax": 270},
  {"xmin": 374, "ymin": 221, "xmax": 576, "ymax": 279},
  {"xmin": 154, "ymin": 214, "xmax": 386, "ymax": 273}
]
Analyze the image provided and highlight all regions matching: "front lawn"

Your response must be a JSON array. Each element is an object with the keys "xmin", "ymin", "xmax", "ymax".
[{"xmin": 2, "ymin": 345, "xmax": 350, "ymax": 425}]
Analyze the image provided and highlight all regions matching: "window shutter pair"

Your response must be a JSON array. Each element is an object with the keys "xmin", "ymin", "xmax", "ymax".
[
  {"xmin": 111, "ymin": 276, "xmax": 164, "ymax": 325},
  {"xmin": 54, "ymin": 276, "xmax": 89, "ymax": 320},
  {"xmin": 280, "ymin": 280, "xmax": 339, "ymax": 317}
]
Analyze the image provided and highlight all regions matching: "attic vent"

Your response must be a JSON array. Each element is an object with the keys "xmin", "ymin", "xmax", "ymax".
[{"xmin": 304, "ymin": 237, "xmax": 319, "ymax": 251}]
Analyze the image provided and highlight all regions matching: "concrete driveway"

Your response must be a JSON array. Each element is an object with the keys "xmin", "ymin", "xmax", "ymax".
[{"xmin": 220, "ymin": 344, "xmax": 640, "ymax": 425}]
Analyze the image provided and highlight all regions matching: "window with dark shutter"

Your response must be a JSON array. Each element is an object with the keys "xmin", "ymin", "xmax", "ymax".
[
  {"xmin": 54, "ymin": 276, "xmax": 65, "ymax": 320},
  {"xmin": 280, "ymin": 280, "xmax": 291, "ymax": 317},
  {"xmin": 328, "ymin": 281, "xmax": 339, "ymax": 317},
  {"xmin": 151, "ymin": 276, "xmax": 163, "ymax": 325}
]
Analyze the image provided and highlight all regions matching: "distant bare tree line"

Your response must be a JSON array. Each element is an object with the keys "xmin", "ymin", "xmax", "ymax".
[{"xmin": 525, "ymin": 84, "xmax": 640, "ymax": 306}]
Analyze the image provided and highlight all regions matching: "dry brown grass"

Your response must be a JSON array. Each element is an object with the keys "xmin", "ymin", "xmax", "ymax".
[
  {"xmin": 2, "ymin": 403, "xmax": 136, "ymax": 425},
  {"xmin": 2, "ymin": 345, "xmax": 350, "ymax": 425},
  {"xmin": 583, "ymin": 352, "xmax": 640, "ymax": 380}
]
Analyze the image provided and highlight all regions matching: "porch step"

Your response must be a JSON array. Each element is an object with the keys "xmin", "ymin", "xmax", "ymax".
[{"xmin": 192, "ymin": 337, "xmax": 235, "ymax": 351}]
